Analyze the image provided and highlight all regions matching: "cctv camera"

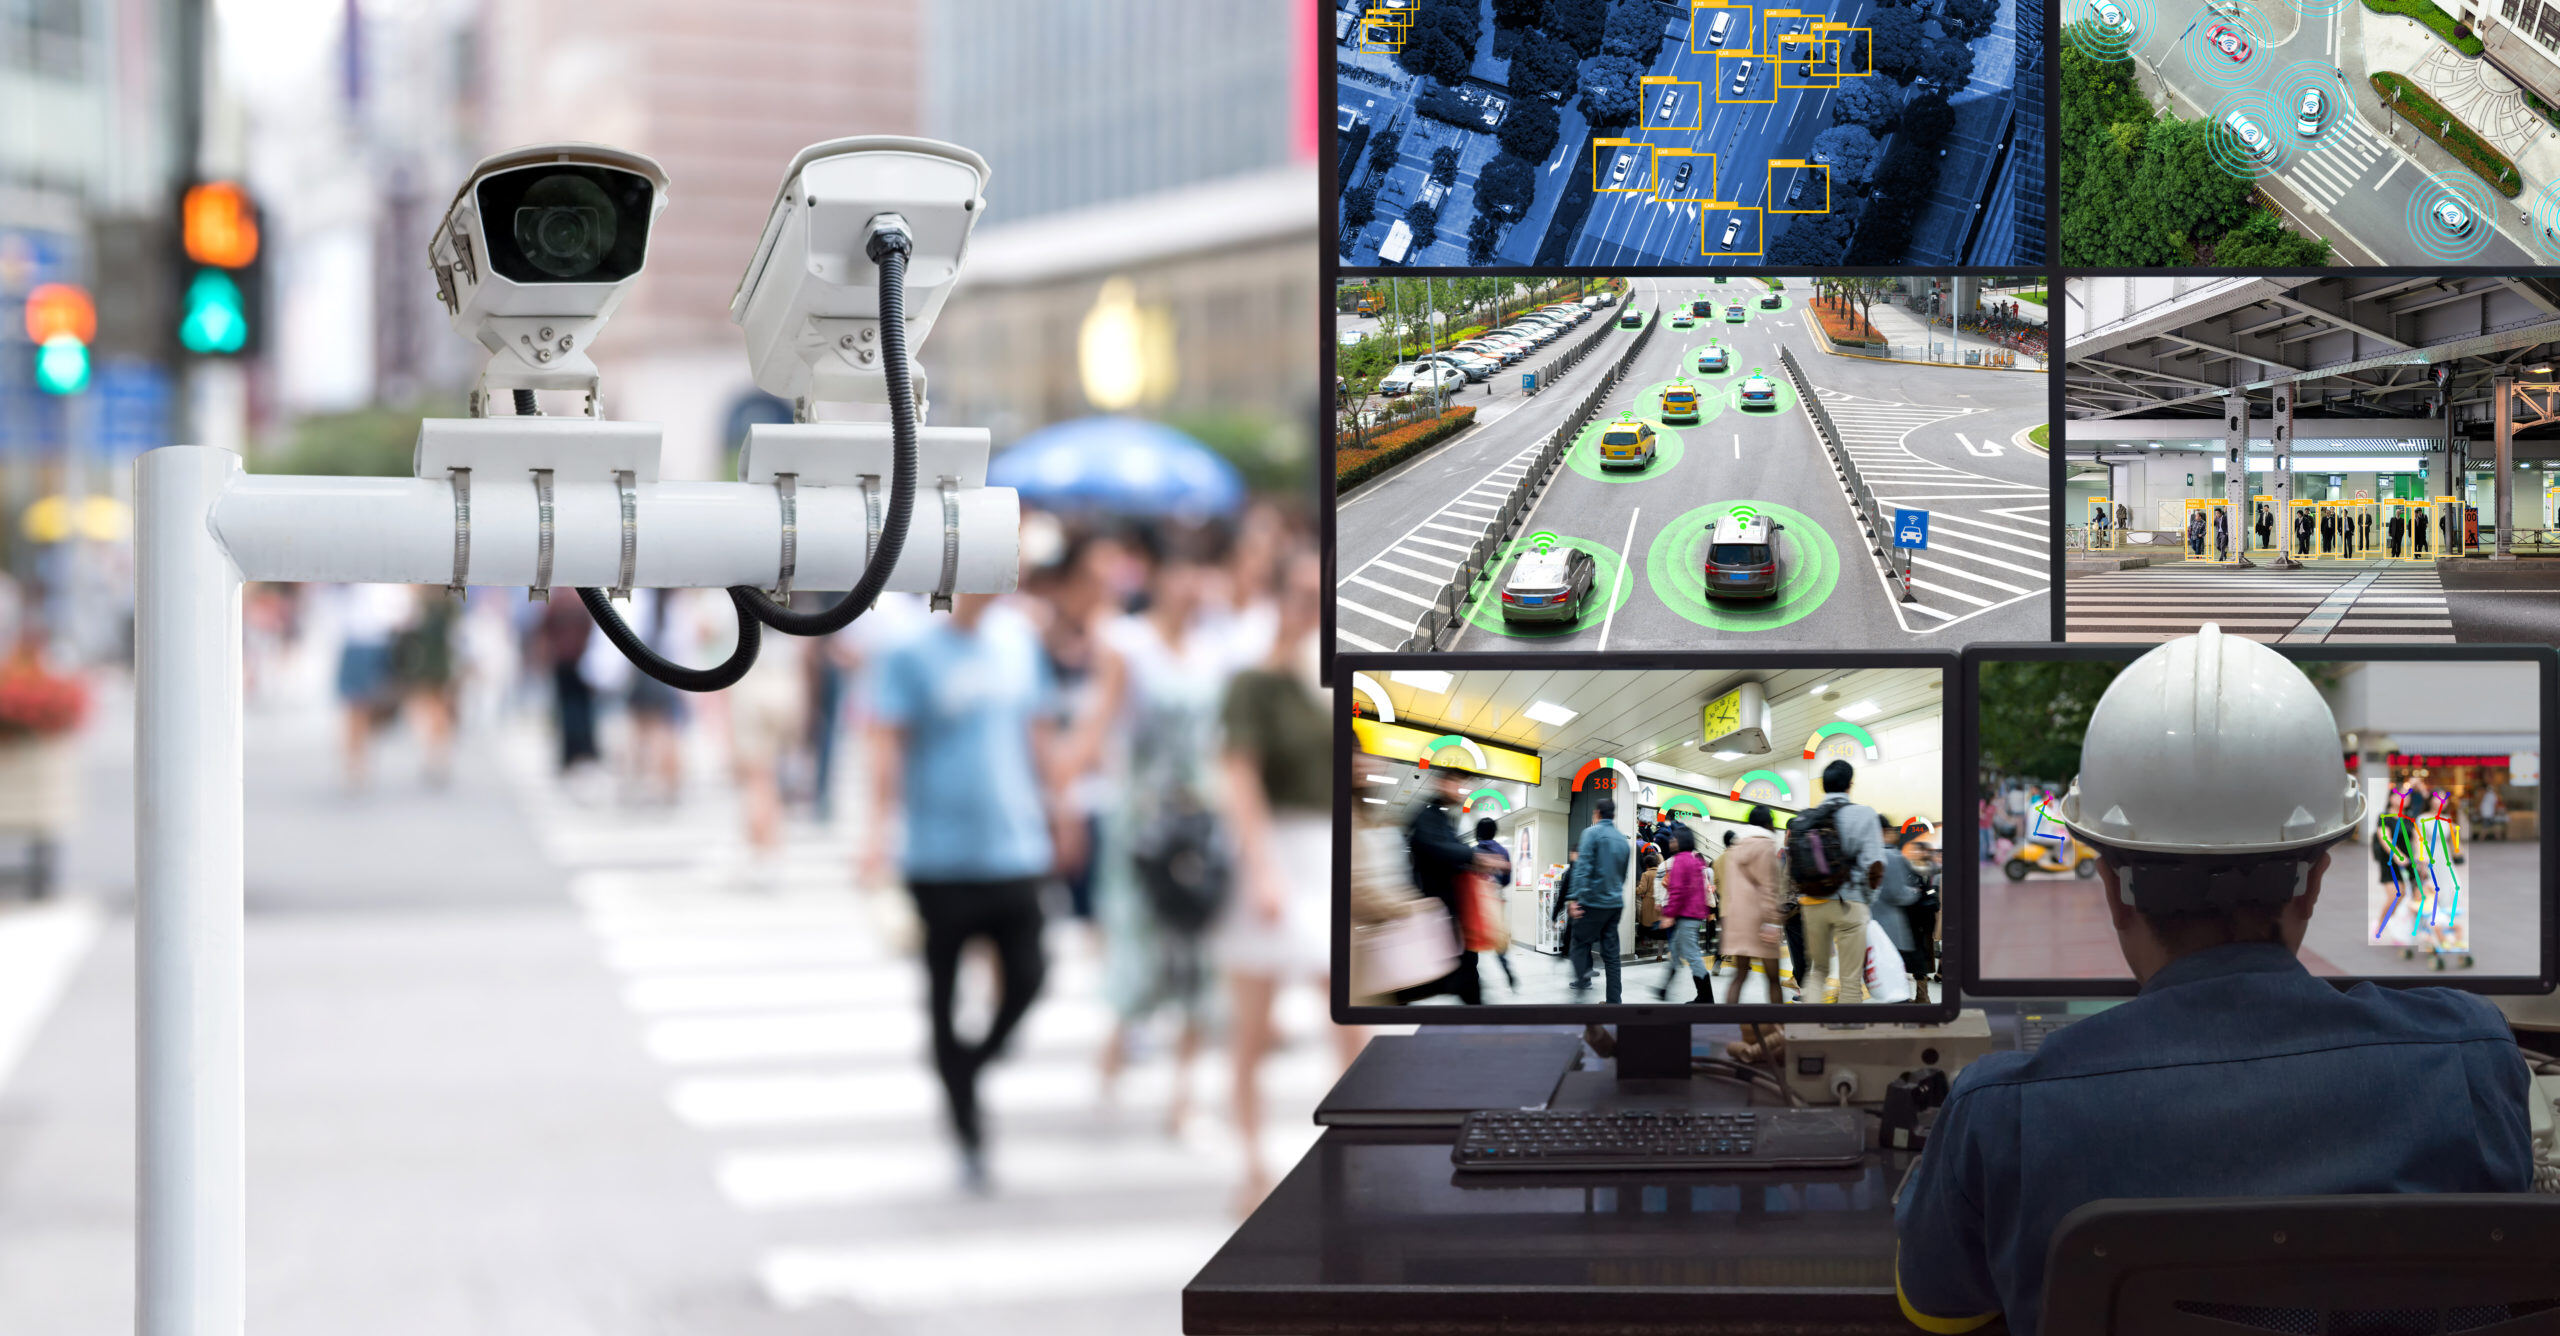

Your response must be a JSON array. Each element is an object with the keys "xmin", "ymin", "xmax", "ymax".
[
  {"xmin": 731, "ymin": 136, "xmax": 990, "ymax": 416},
  {"xmin": 429, "ymin": 143, "xmax": 668, "ymax": 413}
]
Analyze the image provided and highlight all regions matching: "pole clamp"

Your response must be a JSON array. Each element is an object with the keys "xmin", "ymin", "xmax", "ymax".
[
  {"xmin": 612, "ymin": 469, "xmax": 638, "ymax": 600},
  {"xmin": 931, "ymin": 475, "xmax": 962, "ymax": 613},
  {"xmin": 773, "ymin": 473, "xmax": 798, "ymax": 602},
  {"xmin": 530, "ymin": 469, "xmax": 556, "ymax": 602},
  {"xmin": 447, "ymin": 468, "xmax": 471, "ymax": 596}
]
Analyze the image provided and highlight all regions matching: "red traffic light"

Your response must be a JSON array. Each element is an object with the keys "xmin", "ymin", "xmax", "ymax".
[
  {"xmin": 22, "ymin": 283, "xmax": 94, "ymax": 344},
  {"xmin": 183, "ymin": 183, "xmax": 261, "ymax": 269}
]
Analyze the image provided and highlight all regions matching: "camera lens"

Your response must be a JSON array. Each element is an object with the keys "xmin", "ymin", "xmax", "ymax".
[{"xmin": 511, "ymin": 174, "xmax": 619, "ymax": 280}]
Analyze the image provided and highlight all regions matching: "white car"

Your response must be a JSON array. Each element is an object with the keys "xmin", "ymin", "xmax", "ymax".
[
  {"xmin": 2436, "ymin": 198, "xmax": 2473, "ymax": 233},
  {"xmin": 1611, "ymin": 153, "xmax": 1634, "ymax": 185},
  {"xmin": 1730, "ymin": 60, "xmax": 1753, "ymax": 95},
  {"xmin": 1376, "ymin": 363, "xmax": 1424, "ymax": 395},
  {"xmin": 2297, "ymin": 86, "xmax": 2325, "ymax": 136},
  {"xmin": 2222, "ymin": 111, "xmax": 2272, "ymax": 160},
  {"xmin": 1419, "ymin": 352, "xmax": 1494, "ymax": 381},
  {"xmin": 1583, "ymin": 293, "xmax": 1610, "ymax": 307},
  {"xmin": 1720, "ymin": 216, "xmax": 1745, "ymax": 247},
  {"xmin": 1656, "ymin": 89, "xmax": 1680, "ymax": 121}
]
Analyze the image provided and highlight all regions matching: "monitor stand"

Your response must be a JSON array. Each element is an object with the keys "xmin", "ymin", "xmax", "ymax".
[{"xmin": 1547, "ymin": 1022, "xmax": 1762, "ymax": 1112}]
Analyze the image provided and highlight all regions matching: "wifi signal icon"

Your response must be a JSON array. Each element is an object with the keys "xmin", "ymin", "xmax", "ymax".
[
  {"xmin": 1529, "ymin": 531, "xmax": 1562, "ymax": 553},
  {"xmin": 1726, "ymin": 504, "xmax": 1762, "ymax": 526}
]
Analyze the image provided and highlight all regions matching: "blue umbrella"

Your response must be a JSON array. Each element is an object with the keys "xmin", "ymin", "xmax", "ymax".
[{"xmin": 988, "ymin": 416, "xmax": 1244, "ymax": 517}]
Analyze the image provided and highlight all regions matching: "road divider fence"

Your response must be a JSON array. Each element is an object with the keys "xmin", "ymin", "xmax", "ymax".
[
  {"xmin": 1778, "ymin": 344, "xmax": 1915, "ymax": 603},
  {"xmin": 1394, "ymin": 307, "xmax": 1660, "ymax": 650}
]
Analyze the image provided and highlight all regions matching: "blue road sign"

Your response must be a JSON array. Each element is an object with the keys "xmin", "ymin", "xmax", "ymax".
[
  {"xmin": 1893, "ymin": 508, "xmax": 1930, "ymax": 549},
  {"xmin": 1521, "ymin": 372, "xmax": 1538, "ymax": 393}
]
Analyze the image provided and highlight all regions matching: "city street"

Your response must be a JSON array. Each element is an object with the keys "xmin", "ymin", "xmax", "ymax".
[
  {"xmin": 2106, "ymin": 0, "xmax": 2543, "ymax": 263},
  {"xmin": 0, "ymin": 687, "xmax": 1344, "ymax": 1335},
  {"xmin": 1336, "ymin": 277, "xmax": 2048, "ymax": 654}
]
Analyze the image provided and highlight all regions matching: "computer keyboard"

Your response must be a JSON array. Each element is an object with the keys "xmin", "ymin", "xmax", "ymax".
[
  {"xmin": 1451, "ymin": 1107, "xmax": 1868, "ymax": 1172},
  {"xmin": 2018, "ymin": 1013, "xmax": 2077, "ymax": 1053}
]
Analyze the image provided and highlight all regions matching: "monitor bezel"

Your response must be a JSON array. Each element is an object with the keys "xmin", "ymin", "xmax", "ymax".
[
  {"xmin": 1333, "ymin": 650, "xmax": 1964, "ymax": 1025},
  {"xmin": 1953, "ymin": 640, "xmax": 2560, "ymax": 998}
]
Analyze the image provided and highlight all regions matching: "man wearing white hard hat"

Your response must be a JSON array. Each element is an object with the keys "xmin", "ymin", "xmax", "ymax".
[{"xmin": 1894, "ymin": 627, "xmax": 2536, "ymax": 1335}]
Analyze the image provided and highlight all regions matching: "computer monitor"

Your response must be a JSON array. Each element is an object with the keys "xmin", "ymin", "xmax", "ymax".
[
  {"xmin": 1955, "ymin": 642, "xmax": 2559, "ymax": 998},
  {"xmin": 1335, "ymin": 652, "xmax": 1962, "ymax": 1030}
]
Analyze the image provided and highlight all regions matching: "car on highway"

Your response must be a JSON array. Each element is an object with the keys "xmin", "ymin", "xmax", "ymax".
[
  {"xmin": 1788, "ymin": 173, "xmax": 1809, "ymax": 203},
  {"xmin": 1611, "ymin": 153, "xmax": 1634, "ymax": 186},
  {"xmin": 1660, "ymin": 383, "xmax": 1701, "ymax": 423},
  {"xmin": 1671, "ymin": 160, "xmax": 1694, "ymax": 194},
  {"xmin": 2222, "ymin": 111, "xmax": 2274, "ymax": 160},
  {"xmin": 2297, "ymin": 86, "xmax": 2325, "ymax": 136},
  {"xmin": 1726, "ymin": 304, "xmax": 1747, "ymax": 322},
  {"xmin": 2436, "ymin": 198, "xmax": 2473, "ymax": 233},
  {"xmin": 1596, "ymin": 419, "xmax": 1658, "ymax": 469},
  {"xmin": 1738, "ymin": 374, "xmax": 1779, "ymax": 409},
  {"xmin": 1759, "ymin": 290, "xmax": 1781, "ymax": 309},
  {"xmin": 1720, "ymin": 215, "xmax": 1745, "ymax": 247},
  {"xmin": 1704, "ymin": 512, "xmax": 1784, "ymax": 599},
  {"xmin": 1691, "ymin": 298, "xmax": 1715, "ymax": 317},
  {"xmin": 1730, "ymin": 60, "xmax": 1753, "ymax": 95},
  {"xmin": 2207, "ymin": 23, "xmax": 2249, "ymax": 61},
  {"xmin": 1656, "ymin": 89, "xmax": 1680, "ymax": 122},
  {"xmin": 1672, "ymin": 309, "xmax": 1696, "ymax": 328},
  {"xmin": 2089, "ymin": 0, "xmax": 2131, "ymax": 32},
  {"xmin": 1500, "ymin": 547, "xmax": 1598, "ymax": 624},
  {"xmin": 1696, "ymin": 345, "xmax": 1729, "ymax": 373},
  {"xmin": 1620, "ymin": 307, "xmax": 1645, "ymax": 328}
]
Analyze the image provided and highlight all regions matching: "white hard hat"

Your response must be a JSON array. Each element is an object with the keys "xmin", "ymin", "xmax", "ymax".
[{"xmin": 2059, "ymin": 624, "xmax": 2364, "ymax": 857}]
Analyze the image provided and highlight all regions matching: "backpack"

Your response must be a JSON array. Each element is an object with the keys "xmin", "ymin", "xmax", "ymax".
[
  {"xmin": 1785, "ymin": 802, "xmax": 1852, "ymax": 894},
  {"xmin": 1133, "ymin": 802, "xmax": 1230, "ymax": 935}
]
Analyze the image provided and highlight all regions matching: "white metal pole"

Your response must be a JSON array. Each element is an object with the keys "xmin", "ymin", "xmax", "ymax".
[{"xmin": 134, "ymin": 444, "xmax": 247, "ymax": 1336}]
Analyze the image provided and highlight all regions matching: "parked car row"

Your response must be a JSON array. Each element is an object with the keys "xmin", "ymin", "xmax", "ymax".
[{"xmin": 1371, "ymin": 300, "xmax": 1604, "ymax": 392}]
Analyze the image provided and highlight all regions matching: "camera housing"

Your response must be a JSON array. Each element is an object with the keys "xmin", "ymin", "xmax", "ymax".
[
  {"xmin": 731, "ymin": 136, "xmax": 990, "ymax": 416},
  {"xmin": 429, "ymin": 143, "xmax": 669, "ymax": 413}
]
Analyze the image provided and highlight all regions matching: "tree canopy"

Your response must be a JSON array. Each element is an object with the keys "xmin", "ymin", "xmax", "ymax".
[
  {"xmin": 1543, "ymin": 0, "xmax": 1611, "ymax": 55},
  {"xmin": 1396, "ymin": 4, "xmax": 1484, "ymax": 84},
  {"xmin": 1499, "ymin": 100, "xmax": 1561, "ymax": 161},
  {"xmin": 1477, "ymin": 153, "xmax": 1538, "ymax": 217},
  {"xmin": 1810, "ymin": 123, "xmax": 1882, "ymax": 185},
  {"xmin": 1767, "ymin": 209, "xmax": 1854, "ymax": 263},
  {"xmin": 1975, "ymin": 661, "xmax": 2129, "ymax": 783},
  {"xmin": 1579, "ymin": 53, "xmax": 1646, "ymax": 125},
  {"xmin": 1509, "ymin": 29, "xmax": 1581, "ymax": 100},
  {"xmin": 1830, "ymin": 73, "xmax": 1902, "ymax": 131},
  {"xmin": 2057, "ymin": 38, "xmax": 2318, "ymax": 264},
  {"xmin": 1602, "ymin": 0, "xmax": 1665, "ymax": 57},
  {"xmin": 1903, "ymin": 90, "xmax": 1954, "ymax": 144}
]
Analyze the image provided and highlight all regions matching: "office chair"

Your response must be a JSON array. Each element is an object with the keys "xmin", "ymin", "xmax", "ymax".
[{"xmin": 2041, "ymin": 1195, "xmax": 2560, "ymax": 1334}]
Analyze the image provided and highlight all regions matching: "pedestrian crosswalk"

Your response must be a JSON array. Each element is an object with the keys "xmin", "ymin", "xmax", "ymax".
[
  {"xmin": 502, "ymin": 730, "xmax": 1345, "ymax": 1332},
  {"xmin": 2064, "ymin": 562, "xmax": 2456, "ymax": 643},
  {"xmin": 1814, "ymin": 388, "xmax": 2051, "ymax": 629},
  {"xmin": 2277, "ymin": 127, "xmax": 2390, "ymax": 213},
  {"xmin": 1336, "ymin": 442, "xmax": 1543, "ymax": 651}
]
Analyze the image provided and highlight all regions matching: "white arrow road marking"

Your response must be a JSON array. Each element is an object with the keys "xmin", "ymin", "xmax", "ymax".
[{"xmin": 1957, "ymin": 432, "xmax": 2003, "ymax": 457}]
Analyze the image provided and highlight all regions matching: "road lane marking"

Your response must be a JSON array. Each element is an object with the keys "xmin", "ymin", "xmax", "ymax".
[{"xmin": 1597, "ymin": 507, "xmax": 1640, "ymax": 653}]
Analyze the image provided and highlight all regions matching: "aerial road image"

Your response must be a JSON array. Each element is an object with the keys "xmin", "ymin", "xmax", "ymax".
[
  {"xmin": 1332, "ymin": 0, "xmax": 2045, "ymax": 265},
  {"xmin": 1332, "ymin": 275, "xmax": 2050, "ymax": 653},
  {"xmin": 2064, "ymin": 273, "xmax": 2560, "ymax": 642},
  {"xmin": 2060, "ymin": 0, "xmax": 2560, "ymax": 264}
]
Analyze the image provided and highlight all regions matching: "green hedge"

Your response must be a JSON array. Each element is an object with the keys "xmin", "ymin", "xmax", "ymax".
[
  {"xmin": 2362, "ymin": 0, "xmax": 2484, "ymax": 54},
  {"xmin": 2371, "ymin": 71, "xmax": 2523, "ymax": 197},
  {"xmin": 1337, "ymin": 407, "xmax": 1481, "ymax": 490}
]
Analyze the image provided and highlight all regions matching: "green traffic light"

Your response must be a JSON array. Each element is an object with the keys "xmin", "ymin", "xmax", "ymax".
[
  {"xmin": 180, "ymin": 268, "xmax": 248, "ymax": 354},
  {"xmin": 35, "ymin": 334, "xmax": 88, "ymax": 395}
]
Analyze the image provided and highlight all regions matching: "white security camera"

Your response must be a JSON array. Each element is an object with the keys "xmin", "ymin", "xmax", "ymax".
[
  {"xmin": 731, "ymin": 136, "xmax": 990, "ymax": 417},
  {"xmin": 429, "ymin": 143, "xmax": 669, "ymax": 414}
]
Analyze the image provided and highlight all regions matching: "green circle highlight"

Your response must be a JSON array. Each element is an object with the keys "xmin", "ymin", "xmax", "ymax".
[
  {"xmin": 1568, "ymin": 412, "xmax": 1687, "ymax": 483},
  {"xmin": 1634, "ymin": 373, "xmax": 1728, "ymax": 432},
  {"xmin": 1463, "ymin": 532, "xmax": 1633, "ymax": 639},
  {"xmin": 1683, "ymin": 340, "xmax": 1740, "ymax": 380},
  {"xmin": 1727, "ymin": 366, "xmax": 1797, "ymax": 418},
  {"xmin": 1644, "ymin": 499, "xmax": 1842, "ymax": 632}
]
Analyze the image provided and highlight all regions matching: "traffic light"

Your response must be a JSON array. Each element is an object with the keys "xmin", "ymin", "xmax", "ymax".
[
  {"xmin": 177, "ymin": 181, "xmax": 262, "ymax": 357},
  {"xmin": 23, "ymin": 282, "xmax": 94, "ymax": 395}
]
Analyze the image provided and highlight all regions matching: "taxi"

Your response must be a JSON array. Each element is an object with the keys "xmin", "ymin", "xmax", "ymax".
[
  {"xmin": 1597, "ymin": 420, "xmax": 1658, "ymax": 469},
  {"xmin": 1659, "ymin": 382, "xmax": 1701, "ymax": 423}
]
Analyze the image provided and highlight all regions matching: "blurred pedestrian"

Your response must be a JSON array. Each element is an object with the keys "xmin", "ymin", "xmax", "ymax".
[
  {"xmin": 725, "ymin": 630, "xmax": 807, "ymax": 887},
  {"xmin": 390, "ymin": 587, "xmax": 458, "ymax": 787},
  {"xmin": 536, "ymin": 593, "xmax": 601, "ymax": 779},
  {"xmin": 1068, "ymin": 527, "xmax": 1240, "ymax": 1132},
  {"xmin": 334, "ymin": 583, "xmax": 413, "ymax": 790},
  {"xmin": 620, "ymin": 590, "xmax": 686, "ymax": 807},
  {"xmin": 1655, "ymin": 826, "xmax": 1711, "ymax": 1001},
  {"xmin": 1565, "ymin": 800, "xmax": 1629, "ymax": 1003},
  {"xmin": 1398, "ymin": 766, "xmax": 1484, "ymax": 1005},
  {"xmin": 860, "ymin": 589, "xmax": 1060, "ymax": 1193},
  {"xmin": 1717, "ymin": 805, "xmax": 1787, "ymax": 1004},
  {"xmin": 1214, "ymin": 543, "xmax": 1347, "ymax": 1207},
  {"xmin": 1472, "ymin": 816, "xmax": 1518, "ymax": 991}
]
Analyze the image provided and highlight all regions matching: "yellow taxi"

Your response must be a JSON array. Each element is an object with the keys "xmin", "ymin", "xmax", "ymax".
[
  {"xmin": 1597, "ymin": 419, "xmax": 1658, "ymax": 469},
  {"xmin": 1659, "ymin": 382, "xmax": 1701, "ymax": 423}
]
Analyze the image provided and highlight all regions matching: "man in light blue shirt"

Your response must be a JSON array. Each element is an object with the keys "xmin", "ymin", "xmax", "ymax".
[
  {"xmin": 1566, "ymin": 800, "xmax": 1631, "ymax": 1002},
  {"xmin": 864, "ymin": 591, "xmax": 1059, "ymax": 1190}
]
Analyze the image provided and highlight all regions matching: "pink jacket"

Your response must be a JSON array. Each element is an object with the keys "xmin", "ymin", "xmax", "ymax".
[{"xmin": 1662, "ymin": 851, "xmax": 1710, "ymax": 920}]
